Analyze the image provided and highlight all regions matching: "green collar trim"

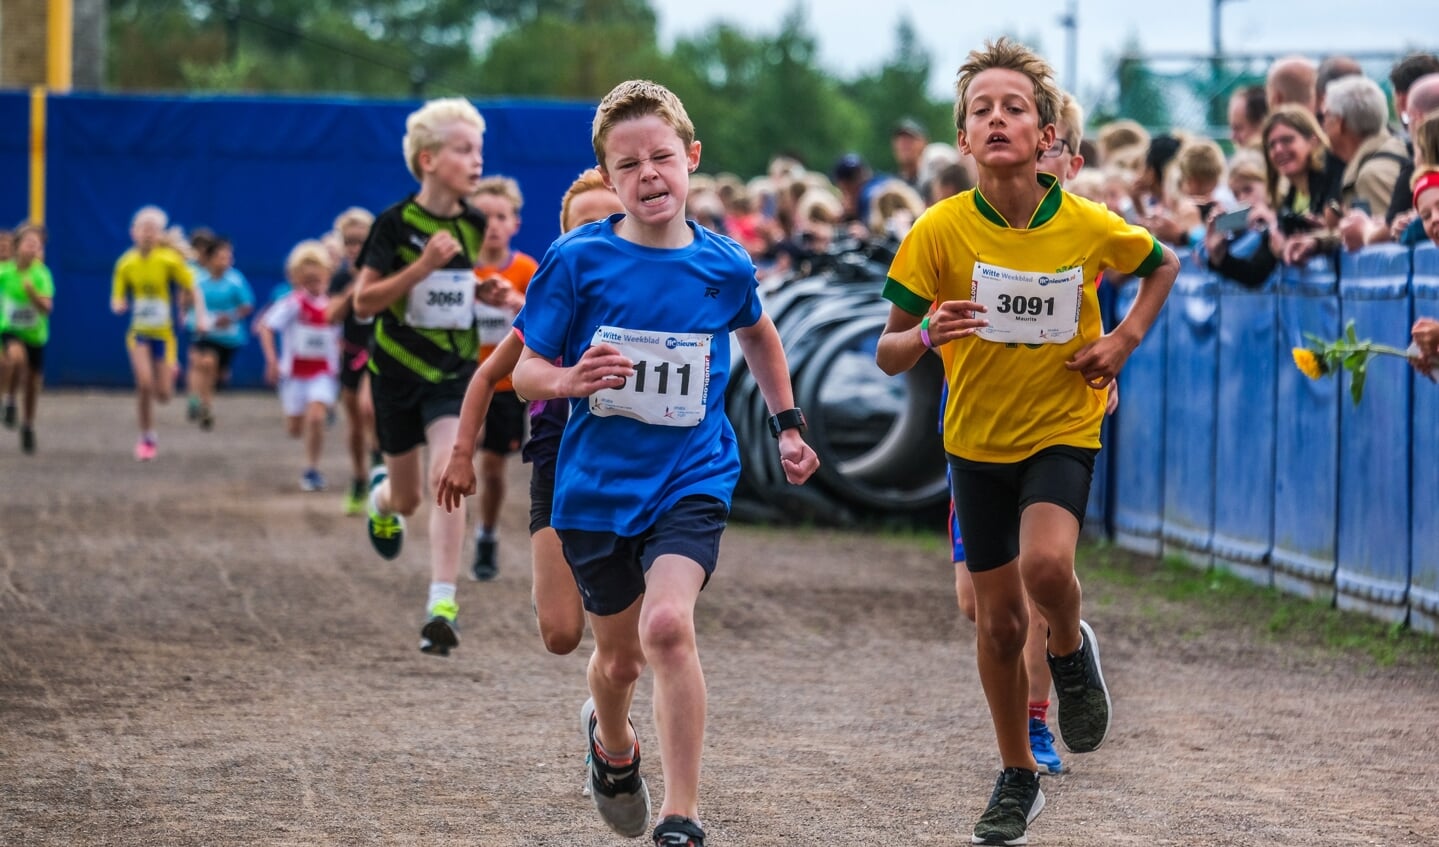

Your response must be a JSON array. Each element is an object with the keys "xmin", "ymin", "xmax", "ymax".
[{"xmin": 973, "ymin": 172, "xmax": 1063, "ymax": 229}]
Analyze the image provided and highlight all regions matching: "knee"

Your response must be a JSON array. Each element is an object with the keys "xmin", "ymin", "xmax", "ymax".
[
  {"xmin": 1023, "ymin": 554, "xmax": 1077, "ymax": 605},
  {"xmin": 538, "ymin": 621, "xmax": 584, "ymax": 656},
  {"xmin": 286, "ymin": 419, "xmax": 303, "ymax": 438},
  {"xmin": 388, "ymin": 488, "xmax": 421, "ymax": 516},
  {"xmin": 594, "ymin": 646, "xmax": 645, "ymax": 687},
  {"xmin": 976, "ymin": 605, "xmax": 1030, "ymax": 654},
  {"xmin": 639, "ymin": 602, "xmax": 695, "ymax": 659}
]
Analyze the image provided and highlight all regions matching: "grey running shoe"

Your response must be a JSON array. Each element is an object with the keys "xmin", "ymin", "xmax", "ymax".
[
  {"xmin": 653, "ymin": 815, "xmax": 706, "ymax": 846},
  {"xmin": 971, "ymin": 767, "xmax": 1045, "ymax": 846},
  {"xmin": 1047, "ymin": 619, "xmax": 1112, "ymax": 754},
  {"xmin": 581, "ymin": 697, "xmax": 651, "ymax": 837}
]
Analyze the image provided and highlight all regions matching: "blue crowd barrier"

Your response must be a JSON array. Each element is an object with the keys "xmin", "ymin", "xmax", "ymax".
[
  {"xmin": 1085, "ymin": 276, "xmax": 1121, "ymax": 538},
  {"xmin": 1333, "ymin": 246, "xmax": 1413, "ymax": 623},
  {"xmin": 1211, "ymin": 270, "xmax": 1277, "ymax": 586},
  {"xmin": 1411, "ymin": 243, "xmax": 1439, "ymax": 634},
  {"xmin": 1111, "ymin": 276, "xmax": 1166, "ymax": 555},
  {"xmin": 1271, "ymin": 255, "xmax": 1341, "ymax": 602},
  {"xmin": 1160, "ymin": 255, "xmax": 1218, "ymax": 568}
]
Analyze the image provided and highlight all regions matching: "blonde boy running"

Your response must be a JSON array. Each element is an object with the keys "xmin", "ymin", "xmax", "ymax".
[
  {"xmin": 513, "ymin": 81, "xmax": 818, "ymax": 847},
  {"xmin": 111, "ymin": 206, "xmax": 209, "ymax": 461},
  {"xmin": 437, "ymin": 168, "xmax": 624, "ymax": 656},
  {"xmin": 877, "ymin": 40, "xmax": 1177, "ymax": 845},
  {"xmin": 258, "ymin": 241, "xmax": 342, "ymax": 492},
  {"xmin": 352, "ymin": 98, "xmax": 500, "ymax": 656}
]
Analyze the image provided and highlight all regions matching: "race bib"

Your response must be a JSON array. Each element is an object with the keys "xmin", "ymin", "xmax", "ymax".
[
  {"xmin": 132, "ymin": 297, "xmax": 170, "ymax": 331},
  {"xmin": 970, "ymin": 263, "xmax": 1082, "ymax": 344},
  {"xmin": 587, "ymin": 325, "xmax": 712, "ymax": 428},
  {"xmin": 293, "ymin": 324, "xmax": 335, "ymax": 360},
  {"xmin": 405, "ymin": 270, "xmax": 474, "ymax": 329},
  {"xmin": 6, "ymin": 305, "xmax": 38, "ymax": 329},
  {"xmin": 474, "ymin": 301, "xmax": 515, "ymax": 347}
]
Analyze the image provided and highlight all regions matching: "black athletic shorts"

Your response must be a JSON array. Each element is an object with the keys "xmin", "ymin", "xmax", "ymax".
[
  {"xmin": 947, "ymin": 444, "xmax": 1097, "ymax": 573},
  {"xmin": 371, "ymin": 372, "xmax": 466, "ymax": 456},
  {"xmin": 557, "ymin": 496, "xmax": 728, "ymax": 616},
  {"xmin": 528, "ymin": 462, "xmax": 555, "ymax": 534},
  {"xmin": 481, "ymin": 390, "xmax": 526, "ymax": 456},
  {"xmin": 1, "ymin": 335, "xmax": 44, "ymax": 373},
  {"xmin": 189, "ymin": 339, "xmax": 238, "ymax": 375}
]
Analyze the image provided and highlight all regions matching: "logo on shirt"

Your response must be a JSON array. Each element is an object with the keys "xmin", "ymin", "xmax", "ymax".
[{"xmin": 665, "ymin": 336, "xmax": 705, "ymax": 350}]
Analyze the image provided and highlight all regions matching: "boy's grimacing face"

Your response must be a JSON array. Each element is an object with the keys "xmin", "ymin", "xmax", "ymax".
[
  {"xmin": 424, "ymin": 122, "xmax": 485, "ymax": 197},
  {"xmin": 473, "ymin": 193, "xmax": 519, "ymax": 250},
  {"xmin": 958, "ymin": 68, "xmax": 1054, "ymax": 169},
  {"xmin": 599, "ymin": 114, "xmax": 700, "ymax": 228}
]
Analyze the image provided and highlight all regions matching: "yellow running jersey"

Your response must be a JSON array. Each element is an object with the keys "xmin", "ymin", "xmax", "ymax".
[
  {"xmin": 111, "ymin": 246, "xmax": 196, "ymax": 336},
  {"xmin": 884, "ymin": 173, "xmax": 1162, "ymax": 463}
]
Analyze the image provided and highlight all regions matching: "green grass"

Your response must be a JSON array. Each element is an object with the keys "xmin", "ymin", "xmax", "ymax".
[{"xmin": 1079, "ymin": 541, "xmax": 1439, "ymax": 668}]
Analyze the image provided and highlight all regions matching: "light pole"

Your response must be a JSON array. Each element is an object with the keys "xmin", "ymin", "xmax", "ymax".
[{"xmin": 1058, "ymin": 0, "xmax": 1078, "ymax": 92}]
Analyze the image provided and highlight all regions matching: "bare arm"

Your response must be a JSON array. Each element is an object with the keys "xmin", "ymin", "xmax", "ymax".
[
  {"xmin": 875, "ymin": 299, "xmax": 990, "ymax": 376},
  {"xmin": 353, "ymin": 231, "xmax": 460, "ymax": 318},
  {"xmin": 257, "ymin": 323, "xmax": 280, "ymax": 386},
  {"xmin": 512, "ymin": 343, "xmax": 633, "ymax": 403},
  {"xmin": 1065, "ymin": 245, "xmax": 1180, "ymax": 388},
  {"xmin": 734, "ymin": 315, "xmax": 819, "ymax": 485}
]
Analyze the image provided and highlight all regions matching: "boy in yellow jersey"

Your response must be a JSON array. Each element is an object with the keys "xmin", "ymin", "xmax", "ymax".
[
  {"xmin": 111, "ymin": 206, "xmax": 210, "ymax": 461},
  {"xmin": 877, "ymin": 39, "xmax": 1177, "ymax": 846}
]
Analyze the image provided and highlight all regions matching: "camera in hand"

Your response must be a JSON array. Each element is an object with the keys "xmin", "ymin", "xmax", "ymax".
[{"xmin": 1277, "ymin": 210, "xmax": 1321, "ymax": 236}]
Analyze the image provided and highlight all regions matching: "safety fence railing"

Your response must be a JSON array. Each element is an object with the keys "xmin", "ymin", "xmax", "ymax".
[{"xmin": 732, "ymin": 239, "xmax": 1439, "ymax": 635}]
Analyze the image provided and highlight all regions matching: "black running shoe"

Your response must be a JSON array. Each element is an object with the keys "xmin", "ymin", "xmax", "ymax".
[
  {"xmin": 581, "ymin": 697, "xmax": 651, "ymax": 837},
  {"xmin": 19, "ymin": 425, "xmax": 34, "ymax": 454},
  {"xmin": 471, "ymin": 536, "xmax": 498, "ymax": 581},
  {"xmin": 366, "ymin": 466, "xmax": 404, "ymax": 560},
  {"xmin": 419, "ymin": 601, "xmax": 459, "ymax": 656},
  {"xmin": 654, "ymin": 815, "xmax": 706, "ymax": 846},
  {"xmin": 972, "ymin": 767, "xmax": 1045, "ymax": 845},
  {"xmin": 1047, "ymin": 619, "xmax": 1112, "ymax": 754},
  {"xmin": 2, "ymin": 402, "xmax": 15, "ymax": 429}
]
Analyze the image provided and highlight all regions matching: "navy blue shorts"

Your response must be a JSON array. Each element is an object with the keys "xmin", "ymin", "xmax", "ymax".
[
  {"xmin": 528, "ymin": 462, "xmax": 555, "ymax": 534},
  {"xmin": 947, "ymin": 445, "xmax": 1096, "ymax": 573},
  {"xmin": 557, "ymin": 496, "xmax": 728, "ymax": 616}
]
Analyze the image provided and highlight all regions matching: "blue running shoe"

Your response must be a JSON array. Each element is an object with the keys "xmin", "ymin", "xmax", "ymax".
[{"xmin": 1029, "ymin": 718, "xmax": 1064, "ymax": 775}]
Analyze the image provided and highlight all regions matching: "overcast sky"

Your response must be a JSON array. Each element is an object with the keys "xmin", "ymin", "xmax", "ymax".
[{"xmin": 650, "ymin": 0, "xmax": 1432, "ymax": 104}]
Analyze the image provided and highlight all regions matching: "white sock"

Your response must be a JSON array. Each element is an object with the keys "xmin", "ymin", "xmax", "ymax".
[
  {"xmin": 428, "ymin": 582, "xmax": 456, "ymax": 612},
  {"xmin": 368, "ymin": 480, "xmax": 390, "ymax": 516},
  {"xmin": 476, "ymin": 526, "xmax": 495, "ymax": 542}
]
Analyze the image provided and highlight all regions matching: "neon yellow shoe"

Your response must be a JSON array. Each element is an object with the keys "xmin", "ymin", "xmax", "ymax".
[
  {"xmin": 366, "ymin": 468, "xmax": 405, "ymax": 559},
  {"xmin": 420, "ymin": 599, "xmax": 460, "ymax": 656},
  {"xmin": 343, "ymin": 479, "xmax": 367, "ymax": 516}
]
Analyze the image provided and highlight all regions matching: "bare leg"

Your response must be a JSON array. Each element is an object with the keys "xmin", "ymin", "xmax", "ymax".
[
  {"xmin": 641, "ymin": 555, "xmax": 708, "ymax": 821},
  {"xmin": 971, "ymin": 560, "xmax": 1038, "ymax": 772},
  {"xmin": 424, "ymin": 416, "xmax": 465, "ymax": 587},
  {"xmin": 532, "ymin": 526, "xmax": 584, "ymax": 654}
]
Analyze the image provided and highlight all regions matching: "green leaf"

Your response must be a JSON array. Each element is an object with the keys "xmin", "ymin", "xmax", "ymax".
[
  {"xmin": 1344, "ymin": 351, "xmax": 1368, "ymax": 371},
  {"xmin": 1350, "ymin": 366, "xmax": 1367, "ymax": 405},
  {"xmin": 1345, "ymin": 320, "xmax": 1359, "ymax": 344}
]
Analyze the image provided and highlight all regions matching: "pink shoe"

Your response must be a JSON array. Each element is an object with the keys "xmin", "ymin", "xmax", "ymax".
[{"xmin": 134, "ymin": 439, "xmax": 157, "ymax": 461}]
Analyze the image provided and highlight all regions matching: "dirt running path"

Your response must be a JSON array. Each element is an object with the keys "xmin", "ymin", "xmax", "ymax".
[{"xmin": 1, "ymin": 391, "xmax": 1435, "ymax": 846}]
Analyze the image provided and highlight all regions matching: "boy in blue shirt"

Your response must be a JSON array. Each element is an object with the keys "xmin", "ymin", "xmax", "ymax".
[{"xmin": 513, "ymin": 79, "xmax": 818, "ymax": 847}]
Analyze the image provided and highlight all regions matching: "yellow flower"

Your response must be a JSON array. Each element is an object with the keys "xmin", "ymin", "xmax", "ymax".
[{"xmin": 1292, "ymin": 347, "xmax": 1324, "ymax": 380}]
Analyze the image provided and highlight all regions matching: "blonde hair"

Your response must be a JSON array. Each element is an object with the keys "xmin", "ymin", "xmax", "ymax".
[
  {"xmin": 1097, "ymin": 120, "xmax": 1150, "ymax": 163},
  {"xmin": 1177, "ymin": 138, "xmax": 1226, "ymax": 187},
  {"xmin": 955, "ymin": 37, "xmax": 1061, "ymax": 132},
  {"xmin": 333, "ymin": 206, "xmax": 374, "ymax": 234},
  {"xmin": 867, "ymin": 180, "xmax": 927, "ymax": 235},
  {"xmin": 286, "ymin": 239, "xmax": 335, "ymax": 275},
  {"xmin": 1227, "ymin": 148, "xmax": 1266, "ymax": 186},
  {"xmin": 132, "ymin": 205, "xmax": 168, "ymax": 231},
  {"xmin": 473, "ymin": 175, "xmax": 524, "ymax": 212},
  {"xmin": 1057, "ymin": 92, "xmax": 1085, "ymax": 151},
  {"xmin": 559, "ymin": 168, "xmax": 613, "ymax": 232},
  {"xmin": 795, "ymin": 188, "xmax": 843, "ymax": 226},
  {"xmin": 592, "ymin": 79, "xmax": 695, "ymax": 166},
  {"xmin": 402, "ymin": 98, "xmax": 486, "ymax": 182},
  {"xmin": 1066, "ymin": 168, "xmax": 1106, "ymax": 204}
]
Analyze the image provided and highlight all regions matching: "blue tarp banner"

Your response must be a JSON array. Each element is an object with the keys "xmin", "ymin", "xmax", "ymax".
[
  {"xmin": 19, "ymin": 92, "xmax": 596, "ymax": 387},
  {"xmin": 0, "ymin": 91, "xmax": 30, "ymax": 231}
]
